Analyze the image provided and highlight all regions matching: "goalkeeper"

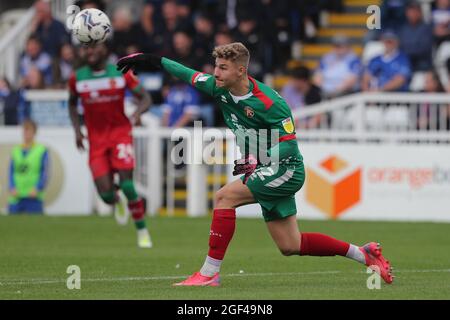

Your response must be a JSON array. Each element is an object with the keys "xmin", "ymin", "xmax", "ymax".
[{"xmin": 117, "ymin": 43, "xmax": 394, "ymax": 286}]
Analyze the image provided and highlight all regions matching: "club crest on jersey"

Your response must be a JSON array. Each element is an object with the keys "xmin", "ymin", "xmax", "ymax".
[
  {"xmin": 282, "ymin": 117, "xmax": 294, "ymax": 133},
  {"xmin": 244, "ymin": 106, "xmax": 255, "ymax": 118}
]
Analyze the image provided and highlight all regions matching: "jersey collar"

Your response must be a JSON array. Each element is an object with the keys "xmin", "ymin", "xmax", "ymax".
[
  {"xmin": 229, "ymin": 90, "xmax": 253, "ymax": 104},
  {"xmin": 229, "ymin": 78, "xmax": 254, "ymax": 104}
]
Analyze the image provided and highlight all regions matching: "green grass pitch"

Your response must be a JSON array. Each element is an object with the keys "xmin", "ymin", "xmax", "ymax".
[{"xmin": 0, "ymin": 215, "xmax": 449, "ymax": 299}]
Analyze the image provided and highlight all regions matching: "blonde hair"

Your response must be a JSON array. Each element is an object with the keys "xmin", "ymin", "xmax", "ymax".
[{"xmin": 212, "ymin": 42, "xmax": 250, "ymax": 68}]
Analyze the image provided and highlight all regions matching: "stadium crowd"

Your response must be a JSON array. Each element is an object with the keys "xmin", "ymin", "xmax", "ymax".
[{"xmin": 0, "ymin": 0, "xmax": 449, "ymax": 127}]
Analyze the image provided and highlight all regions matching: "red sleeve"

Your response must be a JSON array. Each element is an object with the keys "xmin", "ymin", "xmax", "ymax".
[
  {"xmin": 68, "ymin": 72, "xmax": 77, "ymax": 95},
  {"xmin": 124, "ymin": 70, "xmax": 140, "ymax": 91}
]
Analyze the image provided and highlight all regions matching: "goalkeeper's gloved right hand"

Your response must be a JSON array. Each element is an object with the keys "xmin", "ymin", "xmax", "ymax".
[
  {"xmin": 116, "ymin": 53, "xmax": 162, "ymax": 74},
  {"xmin": 233, "ymin": 154, "xmax": 258, "ymax": 185}
]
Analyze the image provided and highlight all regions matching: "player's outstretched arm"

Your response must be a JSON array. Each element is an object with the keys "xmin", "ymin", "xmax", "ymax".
[
  {"xmin": 117, "ymin": 53, "xmax": 215, "ymax": 96},
  {"xmin": 116, "ymin": 53, "xmax": 162, "ymax": 74}
]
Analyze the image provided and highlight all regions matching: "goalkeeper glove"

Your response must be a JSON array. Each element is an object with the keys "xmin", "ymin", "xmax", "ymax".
[
  {"xmin": 233, "ymin": 154, "xmax": 258, "ymax": 185},
  {"xmin": 116, "ymin": 53, "xmax": 162, "ymax": 74}
]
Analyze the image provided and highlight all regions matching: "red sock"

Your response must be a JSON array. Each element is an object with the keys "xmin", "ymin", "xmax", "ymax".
[
  {"xmin": 299, "ymin": 232, "xmax": 350, "ymax": 256},
  {"xmin": 128, "ymin": 198, "xmax": 145, "ymax": 221},
  {"xmin": 208, "ymin": 208, "xmax": 236, "ymax": 260}
]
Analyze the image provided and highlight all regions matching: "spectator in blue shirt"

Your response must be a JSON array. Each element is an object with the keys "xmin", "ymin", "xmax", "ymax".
[
  {"xmin": 398, "ymin": 1, "xmax": 433, "ymax": 71},
  {"xmin": 30, "ymin": 0, "xmax": 70, "ymax": 57},
  {"xmin": 313, "ymin": 34, "xmax": 362, "ymax": 98},
  {"xmin": 20, "ymin": 35, "xmax": 53, "ymax": 87},
  {"xmin": 362, "ymin": 31, "xmax": 411, "ymax": 92},
  {"xmin": 161, "ymin": 80, "xmax": 201, "ymax": 128}
]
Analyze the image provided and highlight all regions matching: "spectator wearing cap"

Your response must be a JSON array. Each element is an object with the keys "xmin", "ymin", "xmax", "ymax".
[
  {"xmin": 362, "ymin": 31, "xmax": 411, "ymax": 92},
  {"xmin": 20, "ymin": 35, "xmax": 53, "ymax": 87},
  {"xmin": 313, "ymin": 35, "xmax": 362, "ymax": 98},
  {"xmin": 30, "ymin": 0, "xmax": 70, "ymax": 57},
  {"xmin": 432, "ymin": 0, "xmax": 450, "ymax": 46},
  {"xmin": 398, "ymin": 1, "xmax": 433, "ymax": 71}
]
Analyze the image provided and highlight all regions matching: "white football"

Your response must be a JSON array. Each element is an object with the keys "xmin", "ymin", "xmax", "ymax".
[{"xmin": 72, "ymin": 8, "xmax": 112, "ymax": 45}]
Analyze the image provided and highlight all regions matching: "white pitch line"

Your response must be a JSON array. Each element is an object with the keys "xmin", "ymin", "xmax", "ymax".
[
  {"xmin": 0, "ymin": 269, "xmax": 449, "ymax": 286},
  {"xmin": 395, "ymin": 269, "xmax": 450, "ymax": 273}
]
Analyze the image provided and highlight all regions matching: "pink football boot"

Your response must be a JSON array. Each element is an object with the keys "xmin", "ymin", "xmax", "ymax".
[
  {"xmin": 360, "ymin": 242, "xmax": 394, "ymax": 284},
  {"xmin": 173, "ymin": 272, "xmax": 221, "ymax": 287}
]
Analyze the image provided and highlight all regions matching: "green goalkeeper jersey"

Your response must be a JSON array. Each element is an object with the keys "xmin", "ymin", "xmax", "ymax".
[{"xmin": 161, "ymin": 58, "xmax": 303, "ymax": 166}]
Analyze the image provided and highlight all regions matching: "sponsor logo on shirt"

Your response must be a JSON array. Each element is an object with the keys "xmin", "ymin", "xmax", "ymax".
[{"xmin": 193, "ymin": 73, "xmax": 210, "ymax": 83}]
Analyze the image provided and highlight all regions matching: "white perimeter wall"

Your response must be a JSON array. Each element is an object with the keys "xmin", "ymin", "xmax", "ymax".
[{"xmin": 236, "ymin": 142, "xmax": 450, "ymax": 222}]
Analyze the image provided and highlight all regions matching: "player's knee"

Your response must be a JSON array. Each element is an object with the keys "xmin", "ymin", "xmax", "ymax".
[
  {"xmin": 214, "ymin": 187, "xmax": 233, "ymax": 208},
  {"xmin": 99, "ymin": 191, "xmax": 116, "ymax": 205}
]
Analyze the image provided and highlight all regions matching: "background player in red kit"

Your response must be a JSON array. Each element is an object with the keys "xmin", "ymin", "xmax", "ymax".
[{"xmin": 68, "ymin": 43, "xmax": 153, "ymax": 248}]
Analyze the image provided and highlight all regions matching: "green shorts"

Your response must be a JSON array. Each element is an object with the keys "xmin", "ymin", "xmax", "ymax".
[{"xmin": 243, "ymin": 162, "xmax": 305, "ymax": 222}]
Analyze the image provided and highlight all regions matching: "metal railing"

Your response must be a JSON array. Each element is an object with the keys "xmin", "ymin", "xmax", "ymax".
[
  {"xmin": 133, "ymin": 125, "xmax": 234, "ymax": 217},
  {"xmin": 292, "ymin": 92, "xmax": 450, "ymax": 143}
]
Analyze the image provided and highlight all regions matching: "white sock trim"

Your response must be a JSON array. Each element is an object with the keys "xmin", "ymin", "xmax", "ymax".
[
  {"xmin": 346, "ymin": 244, "xmax": 366, "ymax": 264},
  {"xmin": 200, "ymin": 256, "xmax": 222, "ymax": 277}
]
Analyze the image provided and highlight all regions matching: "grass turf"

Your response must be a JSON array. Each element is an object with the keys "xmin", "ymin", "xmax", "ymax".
[{"xmin": 0, "ymin": 215, "xmax": 449, "ymax": 299}]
